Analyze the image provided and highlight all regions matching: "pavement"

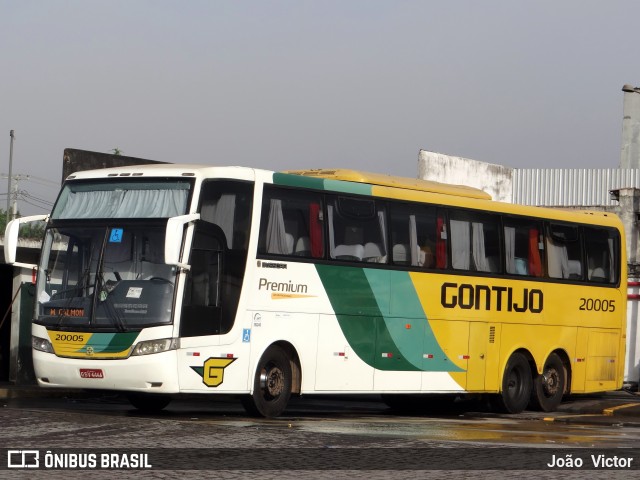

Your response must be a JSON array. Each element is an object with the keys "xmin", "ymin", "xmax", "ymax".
[
  {"xmin": 550, "ymin": 389, "xmax": 640, "ymax": 424},
  {"xmin": 2, "ymin": 381, "xmax": 640, "ymax": 424}
]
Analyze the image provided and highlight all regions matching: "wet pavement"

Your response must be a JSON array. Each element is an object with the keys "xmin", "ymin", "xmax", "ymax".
[
  {"xmin": 2, "ymin": 382, "xmax": 640, "ymax": 425},
  {"xmin": 2, "ymin": 384, "xmax": 640, "ymax": 479}
]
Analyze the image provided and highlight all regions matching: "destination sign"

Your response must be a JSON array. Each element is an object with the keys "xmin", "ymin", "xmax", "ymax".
[{"xmin": 46, "ymin": 308, "xmax": 85, "ymax": 317}]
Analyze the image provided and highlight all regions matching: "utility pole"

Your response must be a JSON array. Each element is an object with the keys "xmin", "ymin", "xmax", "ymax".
[{"xmin": 7, "ymin": 130, "xmax": 14, "ymax": 223}]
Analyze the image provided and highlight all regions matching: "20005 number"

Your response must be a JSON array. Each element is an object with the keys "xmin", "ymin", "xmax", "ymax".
[
  {"xmin": 579, "ymin": 298, "xmax": 615, "ymax": 312},
  {"xmin": 55, "ymin": 334, "xmax": 85, "ymax": 342}
]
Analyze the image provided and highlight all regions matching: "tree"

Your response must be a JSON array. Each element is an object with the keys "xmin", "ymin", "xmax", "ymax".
[{"xmin": 0, "ymin": 209, "xmax": 46, "ymax": 241}]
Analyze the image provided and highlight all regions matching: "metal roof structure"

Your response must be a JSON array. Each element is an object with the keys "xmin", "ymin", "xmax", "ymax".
[{"xmin": 512, "ymin": 168, "xmax": 640, "ymax": 207}]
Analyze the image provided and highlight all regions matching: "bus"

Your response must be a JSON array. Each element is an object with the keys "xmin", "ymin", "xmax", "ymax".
[{"xmin": 4, "ymin": 165, "xmax": 627, "ymax": 417}]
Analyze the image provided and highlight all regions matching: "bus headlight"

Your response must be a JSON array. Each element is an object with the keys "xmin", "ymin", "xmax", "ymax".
[
  {"xmin": 131, "ymin": 338, "xmax": 179, "ymax": 356},
  {"xmin": 32, "ymin": 335, "xmax": 53, "ymax": 353}
]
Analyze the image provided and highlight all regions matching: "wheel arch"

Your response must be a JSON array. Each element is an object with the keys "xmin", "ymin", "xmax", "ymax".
[
  {"xmin": 500, "ymin": 347, "xmax": 536, "ymax": 392},
  {"xmin": 261, "ymin": 340, "xmax": 302, "ymax": 395},
  {"xmin": 500, "ymin": 347, "xmax": 571, "ymax": 393}
]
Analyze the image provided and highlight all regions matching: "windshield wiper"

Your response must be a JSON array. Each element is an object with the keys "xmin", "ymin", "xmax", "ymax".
[
  {"xmin": 96, "ymin": 274, "xmax": 128, "ymax": 332},
  {"xmin": 55, "ymin": 268, "xmax": 92, "ymax": 328}
]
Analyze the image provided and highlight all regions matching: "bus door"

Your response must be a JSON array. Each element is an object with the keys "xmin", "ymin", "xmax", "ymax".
[
  {"xmin": 178, "ymin": 221, "xmax": 227, "ymax": 391},
  {"xmin": 466, "ymin": 321, "xmax": 490, "ymax": 391}
]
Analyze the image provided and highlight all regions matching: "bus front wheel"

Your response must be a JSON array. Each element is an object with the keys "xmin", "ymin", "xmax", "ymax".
[
  {"xmin": 241, "ymin": 345, "xmax": 292, "ymax": 418},
  {"xmin": 493, "ymin": 352, "xmax": 532, "ymax": 414},
  {"xmin": 529, "ymin": 353, "xmax": 565, "ymax": 412}
]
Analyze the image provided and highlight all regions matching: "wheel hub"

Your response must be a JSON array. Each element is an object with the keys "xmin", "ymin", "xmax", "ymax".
[
  {"xmin": 260, "ymin": 365, "xmax": 285, "ymax": 398},
  {"xmin": 542, "ymin": 368, "xmax": 560, "ymax": 396}
]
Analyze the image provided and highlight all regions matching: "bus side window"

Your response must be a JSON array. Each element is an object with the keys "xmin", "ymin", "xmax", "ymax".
[
  {"xmin": 504, "ymin": 220, "xmax": 545, "ymax": 277},
  {"xmin": 546, "ymin": 224, "xmax": 583, "ymax": 280},
  {"xmin": 389, "ymin": 203, "xmax": 438, "ymax": 268},
  {"xmin": 449, "ymin": 210, "xmax": 501, "ymax": 273},
  {"xmin": 259, "ymin": 187, "xmax": 325, "ymax": 258},
  {"xmin": 199, "ymin": 180, "xmax": 253, "ymax": 250},
  {"xmin": 584, "ymin": 226, "xmax": 617, "ymax": 284},
  {"xmin": 328, "ymin": 197, "xmax": 387, "ymax": 263}
]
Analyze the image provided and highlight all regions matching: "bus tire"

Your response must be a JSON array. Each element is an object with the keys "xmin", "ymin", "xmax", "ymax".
[
  {"xmin": 529, "ymin": 353, "xmax": 565, "ymax": 412},
  {"xmin": 494, "ymin": 352, "xmax": 532, "ymax": 414},
  {"xmin": 241, "ymin": 345, "xmax": 292, "ymax": 418},
  {"xmin": 127, "ymin": 393, "xmax": 171, "ymax": 412}
]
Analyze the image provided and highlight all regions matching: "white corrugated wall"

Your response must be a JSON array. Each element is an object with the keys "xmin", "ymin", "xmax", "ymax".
[{"xmin": 512, "ymin": 168, "xmax": 640, "ymax": 206}]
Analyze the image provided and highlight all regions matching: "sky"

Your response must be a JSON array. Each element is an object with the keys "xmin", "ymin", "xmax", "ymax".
[{"xmin": 2, "ymin": 1, "xmax": 640, "ymax": 215}]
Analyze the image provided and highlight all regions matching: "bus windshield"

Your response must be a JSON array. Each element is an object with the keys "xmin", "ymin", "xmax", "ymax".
[
  {"xmin": 51, "ymin": 179, "xmax": 191, "ymax": 219},
  {"xmin": 35, "ymin": 224, "xmax": 177, "ymax": 330}
]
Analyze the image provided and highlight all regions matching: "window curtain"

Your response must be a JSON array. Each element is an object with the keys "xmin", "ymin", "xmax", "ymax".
[
  {"xmin": 608, "ymin": 237, "xmax": 615, "ymax": 282},
  {"xmin": 327, "ymin": 205, "xmax": 336, "ymax": 257},
  {"xmin": 201, "ymin": 194, "xmax": 236, "ymax": 248},
  {"xmin": 409, "ymin": 215, "xmax": 419, "ymax": 266},
  {"xmin": 528, "ymin": 229, "xmax": 543, "ymax": 277},
  {"xmin": 450, "ymin": 220, "xmax": 470, "ymax": 270},
  {"xmin": 504, "ymin": 226, "xmax": 516, "ymax": 274},
  {"xmin": 58, "ymin": 189, "xmax": 188, "ymax": 219},
  {"xmin": 58, "ymin": 190, "xmax": 123, "ymax": 218},
  {"xmin": 472, "ymin": 222, "xmax": 489, "ymax": 271},
  {"xmin": 265, "ymin": 199, "xmax": 289, "ymax": 254},
  {"xmin": 309, "ymin": 203, "xmax": 323, "ymax": 258},
  {"xmin": 546, "ymin": 236, "xmax": 570, "ymax": 278},
  {"xmin": 378, "ymin": 211, "xmax": 388, "ymax": 257},
  {"xmin": 436, "ymin": 216, "xmax": 447, "ymax": 269}
]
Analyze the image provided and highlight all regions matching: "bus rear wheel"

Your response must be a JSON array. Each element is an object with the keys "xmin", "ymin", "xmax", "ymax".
[
  {"xmin": 241, "ymin": 345, "xmax": 292, "ymax": 418},
  {"xmin": 529, "ymin": 353, "xmax": 565, "ymax": 412},
  {"xmin": 493, "ymin": 352, "xmax": 532, "ymax": 414}
]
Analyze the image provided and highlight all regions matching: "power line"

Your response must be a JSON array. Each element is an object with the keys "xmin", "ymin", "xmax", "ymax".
[
  {"xmin": 0, "ymin": 173, "xmax": 59, "ymax": 188},
  {"xmin": 19, "ymin": 191, "xmax": 54, "ymax": 204}
]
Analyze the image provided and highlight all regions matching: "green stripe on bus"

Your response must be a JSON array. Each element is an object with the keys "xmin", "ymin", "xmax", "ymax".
[
  {"xmin": 81, "ymin": 332, "xmax": 138, "ymax": 353},
  {"xmin": 323, "ymin": 179, "xmax": 371, "ymax": 195},
  {"xmin": 363, "ymin": 269, "xmax": 463, "ymax": 372},
  {"xmin": 273, "ymin": 173, "xmax": 372, "ymax": 195},
  {"xmin": 273, "ymin": 173, "xmax": 326, "ymax": 190},
  {"xmin": 315, "ymin": 264, "xmax": 463, "ymax": 372}
]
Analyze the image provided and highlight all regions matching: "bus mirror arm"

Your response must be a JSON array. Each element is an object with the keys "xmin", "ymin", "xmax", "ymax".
[
  {"xmin": 4, "ymin": 214, "xmax": 49, "ymax": 266},
  {"xmin": 165, "ymin": 213, "xmax": 201, "ymax": 268}
]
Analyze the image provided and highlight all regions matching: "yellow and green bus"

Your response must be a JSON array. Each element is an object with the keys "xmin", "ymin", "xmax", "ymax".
[{"xmin": 5, "ymin": 166, "xmax": 626, "ymax": 417}]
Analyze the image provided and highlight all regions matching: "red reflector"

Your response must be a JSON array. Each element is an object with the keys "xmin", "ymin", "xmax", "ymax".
[
  {"xmin": 405, "ymin": 324, "xmax": 411, "ymax": 329},
  {"xmin": 226, "ymin": 353, "xmax": 234, "ymax": 358}
]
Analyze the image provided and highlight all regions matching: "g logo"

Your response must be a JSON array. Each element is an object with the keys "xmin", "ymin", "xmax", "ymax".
[{"xmin": 203, "ymin": 357, "xmax": 236, "ymax": 387}]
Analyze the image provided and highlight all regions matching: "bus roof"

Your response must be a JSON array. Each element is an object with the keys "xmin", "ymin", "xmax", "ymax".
[{"xmin": 284, "ymin": 169, "xmax": 492, "ymax": 200}]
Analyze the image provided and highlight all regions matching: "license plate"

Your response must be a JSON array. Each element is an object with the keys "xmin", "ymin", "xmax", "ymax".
[{"xmin": 79, "ymin": 368, "xmax": 104, "ymax": 379}]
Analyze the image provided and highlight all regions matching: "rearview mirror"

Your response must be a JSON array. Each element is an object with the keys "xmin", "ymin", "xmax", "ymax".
[
  {"xmin": 4, "ymin": 214, "xmax": 49, "ymax": 267},
  {"xmin": 165, "ymin": 213, "xmax": 200, "ymax": 269}
]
